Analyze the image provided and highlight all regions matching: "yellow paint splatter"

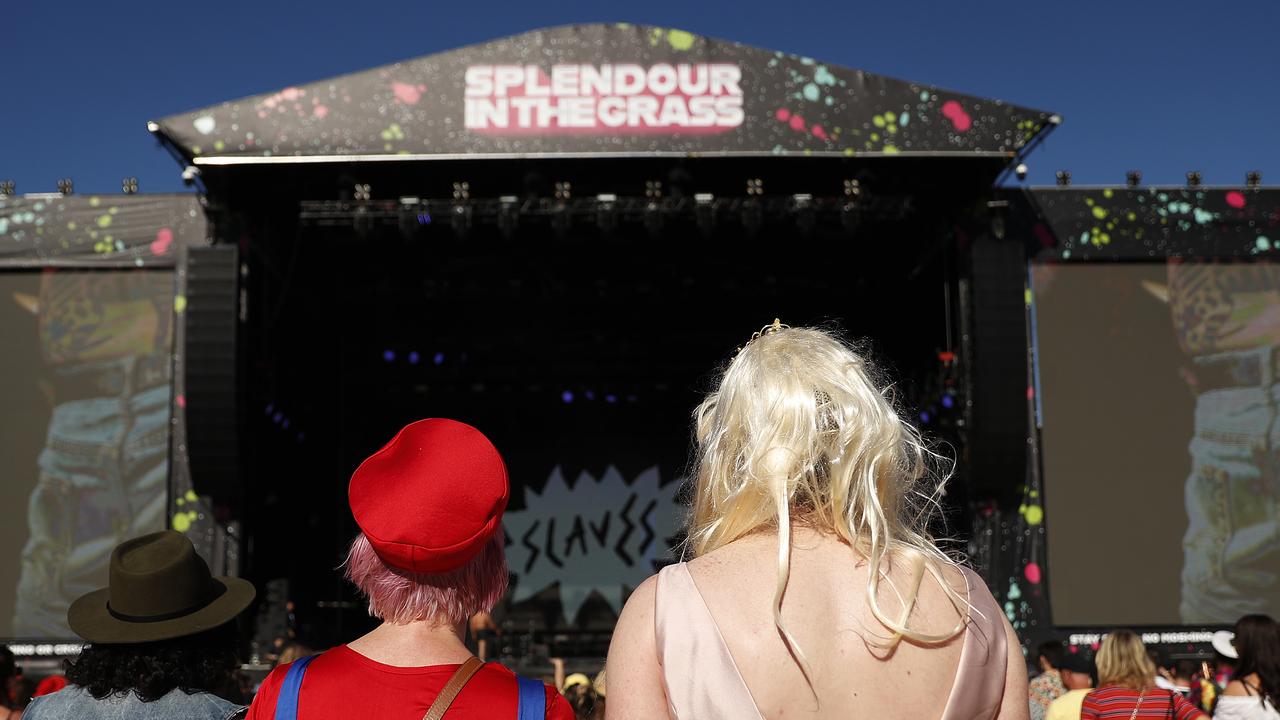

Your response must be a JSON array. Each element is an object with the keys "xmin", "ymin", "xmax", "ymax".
[
  {"xmin": 667, "ymin": 29, "xmax": 695, "ymax": 50},
  {"xmin": 174, "ymin": 295, "xmax": 187, "ymax": 313},
  {"xmin": 882, "ymin": 145, "xmax": 899, "ymax": 154},
  {"xmin": 89, "ymin": 197, "xmax": 101, "ymax": 207},
  {"xmin": 1103, "ymin": 188, "xmax": 1114, "ymax": 199},
  {"xmin": 1024, "ymin": 504, "xmax": 1044, "ymax": 525},
  {"xmin": 172, "ymin": 513, "xmax": 192, "ymax": 532},
  {"xmin": 185, "ymin": 489, "xmax": 198, "ymax": 502},
  {"xmin": 1091, "ymin": 206, "xmax": 1108, "ymax": 220},
  {"xmin": 97, "ymin": 214, "xmax": 112, "ymax": 228}
]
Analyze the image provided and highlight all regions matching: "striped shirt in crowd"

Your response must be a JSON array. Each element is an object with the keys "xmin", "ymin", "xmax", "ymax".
[{"xmin": 1081, "ymin": 685, "xmax": 1207, "ymax": 720}]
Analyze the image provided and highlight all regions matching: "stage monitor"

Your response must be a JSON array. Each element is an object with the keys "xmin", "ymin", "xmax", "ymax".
[
  {"xmin": 1033, "ymin": 261, "xmax": 1280, "ymax": 626},
  {"xmin": 0, "ymin": 268, "xmax": 175, "ymax": 639}
]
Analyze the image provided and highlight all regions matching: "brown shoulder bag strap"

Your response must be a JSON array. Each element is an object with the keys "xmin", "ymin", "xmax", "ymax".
[{"xmin": 422, "ymin": 657, "xmax": 485, "ymax": 720}]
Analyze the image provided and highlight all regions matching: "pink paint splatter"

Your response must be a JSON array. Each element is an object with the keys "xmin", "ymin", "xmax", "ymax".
[
  {"xmin": 392, "ymin": 81, "xmax": 422, "ymax": 104},
  {"xmin": 1226, "ymin": 190, "xmax": 1246, "ymax": 209},
  {"xmin": 176, "ymin": 394, "xmax": 186, "ymax": 408},
  {"xmin": 775, "ymin": 108, "xmax": 791, "ymax": 122},
  {"xmin": 1024, "ymin": 562, "xmax": 1042, "ymax": 584},
  {"xmin": 1090, "ymin": 642, "xmax": 1101, "ymax": 651},
  {"xmin": 150, "ymin": 228, "xmax": 173, "ymax": 256},
  {"xmin": 313, "ymin": 105, "xmax": 329, "ymax": 119},
  {"xmin": 789, "ymin": 114, "xmax": 807, "ymax": 132},
  {"xmin": 1027, "ymin": 386, "xmax": 1035, "ymax": 400},
  {"xmin": 811, "ymin": 124, "xmax": 829, "ymax": 141},
  {"xmin": 280, "ymin": 87, "xmax": 303, "ymax": 101},
  {"xmin": 941, "ymin": 100, "xmax": 972, "ymax": 132}
]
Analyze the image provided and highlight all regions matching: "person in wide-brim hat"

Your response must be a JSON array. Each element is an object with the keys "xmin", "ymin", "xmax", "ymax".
[{"xmin": 22, "ymin": 530, "xmax": 255, "ymax": 720}]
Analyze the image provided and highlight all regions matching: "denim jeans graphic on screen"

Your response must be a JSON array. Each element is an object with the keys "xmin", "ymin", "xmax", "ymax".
[
  {"xmin": 13, "ymin": 355, "xmax": 170, "ymax": 638},
  {"xmin": 1181, "ymin": 349, "xmax": 1280, "ymax": 623}
]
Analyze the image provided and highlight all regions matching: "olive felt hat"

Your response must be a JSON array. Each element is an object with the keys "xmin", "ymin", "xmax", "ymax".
[{"xmin": 67, "ymin": 530, "xmax": 256, "ymax": 644}]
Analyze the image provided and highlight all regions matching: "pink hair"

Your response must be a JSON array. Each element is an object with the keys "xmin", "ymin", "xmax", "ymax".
[{"xmin": 343, "ymin": 531, "xmax": 508, "ymax": 626}]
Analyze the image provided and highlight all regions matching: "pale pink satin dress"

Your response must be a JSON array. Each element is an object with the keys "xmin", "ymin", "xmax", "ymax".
[{"xmin": 654, "ymin": 562, "xmax": 1008, "ymax": 720}]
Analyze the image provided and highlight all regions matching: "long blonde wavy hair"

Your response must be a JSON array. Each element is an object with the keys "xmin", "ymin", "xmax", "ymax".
[{"xmin": 687, "ymin": 324, "xmax": 968, "ymax": 682}]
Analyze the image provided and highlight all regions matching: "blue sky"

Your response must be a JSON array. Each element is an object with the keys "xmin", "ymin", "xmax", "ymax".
[{"xmin": 4, "ymin": 0, "xmax": 1276, "ymax": 193}]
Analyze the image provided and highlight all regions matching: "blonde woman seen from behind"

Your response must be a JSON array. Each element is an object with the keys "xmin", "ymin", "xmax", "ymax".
[
  {"xmin": 1080, "ymin": 629, "xmax": 1206, "ymax": 719},
  {"xmin": 606, "ymin": 324, "xmax": 1027, "ymax": 720}
]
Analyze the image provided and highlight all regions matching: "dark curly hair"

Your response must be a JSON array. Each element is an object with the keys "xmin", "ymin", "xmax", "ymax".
[{"xmin": 64, "ymin": 622, "xmax": 240, "ymax": 702}]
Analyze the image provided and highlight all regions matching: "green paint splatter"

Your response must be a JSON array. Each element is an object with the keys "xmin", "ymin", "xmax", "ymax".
[
  {"xmin": 174, "ymin": 295, "xmax": 187, "ymax": 313},
  {"xmin": 97, "ymin": 214, "xmax": 112, "ymax": 228},
  {"xmin": 899, "ymin": 112, "xmax": 910, "ymax": 126},
  {"xmin": 882, "ymin": 145, "xmax": 899, "ymax": 154},
  {"xmin": 1103, "ymin": 188, "xmax": 1114, "ymax": 199},
  {"xmin": 1091, "ymin": 206, "xmax": 1107, "ymax": 220},
  {"xmin": 802, "ymin": 83, "xmax": 820, "ymax": 101},
  {"xmin": 1024, "ymin": 504, "xmax": 1044, "ymax": 525},
  {"xmin": 873, "ymin": 116, "xmax": 886, "ymax": 128},
  {"xmin": 1258, "ymin": 236, "xmax": 1272, "ymax": 252},
  {"xmin": 813, "ymin": 66, "xmax": 836, "ymax": 85},
  {"xmin": 1008, "ymin": 581, "xmax": 1022, "ymax": 600}
]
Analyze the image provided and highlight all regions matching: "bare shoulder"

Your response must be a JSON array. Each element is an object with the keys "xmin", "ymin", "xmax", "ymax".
[
  {"xmin": 1224, "ymin": 679, "xmax": 1250, "ymax": 696},
  {"xmin": 605, "ymin": 573, "xmax": 671, "ymax": 720}
]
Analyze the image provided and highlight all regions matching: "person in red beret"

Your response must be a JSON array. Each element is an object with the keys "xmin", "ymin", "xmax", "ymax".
[{"xmin": 246, "ymin": 419, "xmax": 573, "ymax": 720}]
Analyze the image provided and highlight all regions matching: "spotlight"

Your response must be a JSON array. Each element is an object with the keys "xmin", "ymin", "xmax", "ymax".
[
  {"xmin": 122, "ymin": 177, "xmax": 138, "ymax": 194},
  {"xmin": 694, "ymin": 193, "xmax": 716, "ymax": 237},
  {"xmin": 451, "ymin": 203, "xmax": 472, "ymax": 238},
  {"xmin": 353, "ymin": 183, "xmax": 371, "ymax": 202},
  {"xmin": 645, "ymin": 180, "xmax": 662, "ymax": 199},
  {"xmin": 498, "ymin": 195, "xmax": 520, "ymax": 239},
  {"xmin": 791, "ymin": 193, "xmax": 815, "ymax": 235},
  {"xmin": 1247, "ymin": 171, "xmax": 1262, "ymax": 188},
  {"xmin": 1126, "ymin": 170, "xmax": 1141, "ymax": 188},
  {"xmin": 746, "ymin": 178, "xmax": 763, "ymax": 196},
  {"xmin": 0, "ymin": 180, "xmax": 13, "ymax": 197},
  {"xmin": 57, "ymin": 178, "xmax": 74, "ymax": 195},
  {"xmin": 1055, "ymin": 170, "xmax": 1071, "ymax": 187},
  {"xmin": 1015, "ymin": 163, "xmax": 1028, "ymax": 182},
  {"xmin": 1186, "ymin": 171, "xmax": 1202, "ymax": 188},
  {"xmin": 596, "ymin": 193, "xmax": 617, "ymax": 235},
  {"xmin": 841, "ymin": 179, "xmax": 862, "ymax": 234}
]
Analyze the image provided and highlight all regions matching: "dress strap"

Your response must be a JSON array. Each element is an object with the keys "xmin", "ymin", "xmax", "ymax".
[
  {"xmin": 515, "ymin": 675, "xmax": 545, "ymax": 720},
  {"xmin": 273, "ymin": 654, "xmax": 317, "ymax": 720}
]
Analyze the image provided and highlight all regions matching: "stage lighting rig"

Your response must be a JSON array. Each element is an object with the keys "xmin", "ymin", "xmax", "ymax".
[
  {"xmin": 122, "ymin": 177, "xmax": 139, "ymax": 194},
  {"xmin": 643, "ymin": 181, "xmax": 664, "ymax": 237},
  {"xmin": 791, "ymin": 193, "xmax": 815, "ymax": 235},
  {"xmin": 451, "ymin": 183, "xmax": 472, "ymax": 238},
  {"xmin": 841, "ymin": 179, "xmax": 863, "ymax": 234},
  {"xmin": 552, "ymin": 181, "xmax": 572, "ymax": 238},
  {"xmin": 0, "ymin": 181, "xmax": 14, "ymax": 197},
  {"xmin": 694, "ymin": 193, "xmax": 716, "ymax": 237},
  {"xmin": 595, "ymin": 193, "xmax": 618, "ymax": 235},
  {"xmin": 498, "ymin": 195, "xmax": 520, "ymax": 239},
  {"xmin": 353, "ymin": 183, "xmax": 372, "ymax": 202},
  {"xmin": 1055, "ymin": 170, "xmax": 1071, "ymax": 187},
  {"xmin": 397, "ymin": 196, "xmax": 426, "ymax": 239},
  {"xmin": 57, "ymin": 178, "xmax": 73, "ymax": 195},
  {"xmin": 1186, "ymin": 171, "xmax": 1202, "ymax": 188},
  {"xmin": 1247, "ymin": 171, "xmax": 1262, "ymax": 188},
  {"xmin": 1126, "ymin": 171, "xmax": 1141, "ymax": 188},
  {"xmin": 741, "ymin": 178, "xmax": 764, "ymax": 236}
]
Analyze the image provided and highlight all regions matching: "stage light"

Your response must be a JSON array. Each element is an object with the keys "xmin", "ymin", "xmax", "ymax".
[
  {"xmin": 1186, "ymin": 171, "xmax": 1202, "ymax": 188},
  {"xmin": 644, "ymin": 199, "xmax": 663, "ymax": 237},
  {"xmin": 1126, "ymin": 170, "xmax": 1142, "ymax": 188},
  {"xmin": 1015, "ymin": 164, "xmax": 1028, "ymax": 182},
  {"xmin": 57, "ymin": 178, "xmax": 73, "ymax": 195},
  {"xmin": 0, "ymin": 181, "xmax": 13, "ymax": 197},
  {"xmin": 841, "ymin": 179, "xmax": 862, "ymax": 234},
  {"xmin": 451, "ymin": 202, "xmax": 472, "ymax": 238},
  {"xmin": 605, "ymin": 394, "xmax": 618, "ymax": 404},
  {"xmin": 746, "ymin": 178, "xmax": 763, "ymax": 196},
  {"xmin": 695, "ymin": 193, "xmax": 715, "ymax": 237},
  {"xmin": 498, "ymin": 195, "xmax": 520, "ymax": 239},
  {"xmin": 596, "ymin": 193, "xmax": 617, "ymax": 235},
  {"xmin": 1247, "ymin": 171, "xmax": 1262, "ymax": 188},
  {"xmin": 382, "ymin": 350, "xmax": 395, "ymax": 362},
  {"xmin": 433, "ymin": 351, "xmax": 445, "ymax": 365},
  {"xmin": 645, "ymin": 180, "xmax": 662, "ymax": 199},
  {"xmin": 398, "ymin": 197, "xmax": 421, "ymax": 239},
  {"xmin": 181, "ymin": 166, "xmax": 200, "ymax": 186},
  {"xmin": 553, "ymin": 182, "xmax": 573, "ymax": 238},
  {"xmin": 353, "ymin": 183, "xmax": 372, "ymax": 202},
  {"xmin": 792, "ymin": 193, "xmax": 815, "ymax": 235},
  {"xmin": 1055, "ymin": 170, "xmax": 1071, "ymax": 187},
  {"xmin": 122, "ymin": 177, "xmax": 138, "ymax": 194},
  {"xmin": 561, "ymin": 390, "xmax": 575, "ymax": 404},
  {"xmin": 408, "ymin": 351, "xmax": 420, "ymax": 365}
]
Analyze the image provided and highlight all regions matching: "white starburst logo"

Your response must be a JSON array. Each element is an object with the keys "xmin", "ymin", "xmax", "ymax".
[{"xmin": 504, "ymin": 465, "xmax": 683, "ymax": 622}]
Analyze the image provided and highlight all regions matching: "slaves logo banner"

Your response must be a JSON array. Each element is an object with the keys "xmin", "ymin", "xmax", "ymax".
[
  {"xmin": 464, "ymin": 64, "xmax": 745, "ymax": 134},
  {"xmin": 504, "ymin": 466, "xmax": 683, "ymax": 621}
]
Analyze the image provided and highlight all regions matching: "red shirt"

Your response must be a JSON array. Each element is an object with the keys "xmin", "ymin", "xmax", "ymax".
[
  {"xmin": 1081, "ymin": 685, "xmax": 1207, "ymax": 720},
  {"xmin": 246, "ymin": 645, "xmax": 574, "ymax": 720}
]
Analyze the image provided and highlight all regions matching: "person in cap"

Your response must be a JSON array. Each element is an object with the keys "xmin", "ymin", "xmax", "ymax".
[
  {"xmin": 1045, "ymin": 652, "xmax": 1094, "ymax": 720},
  {"xmin": 22, "ymin": 530, "xmax": 256, "ymax": 720},
  {"xmin": 246, "ymin": 418, "xmax": 573, "ymax": 720}
]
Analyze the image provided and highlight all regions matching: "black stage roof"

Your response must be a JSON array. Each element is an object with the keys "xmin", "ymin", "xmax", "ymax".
[{"xmin": 151, "ymin": 23, "xmax": 1057, "ymax": 167}]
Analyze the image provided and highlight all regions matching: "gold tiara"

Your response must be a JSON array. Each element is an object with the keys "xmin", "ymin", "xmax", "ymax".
[{"xmin": 737, "ymin": 318, "xmax": 786, "ymax": 354}]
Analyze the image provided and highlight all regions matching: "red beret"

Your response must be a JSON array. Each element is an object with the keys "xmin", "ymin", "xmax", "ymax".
[{"xmin": 349, "ymin": 419, "xmax": 508, "ymax": 573}]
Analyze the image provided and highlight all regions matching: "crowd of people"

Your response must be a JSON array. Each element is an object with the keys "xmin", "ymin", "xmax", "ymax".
[{"xmin": 0, "ymin": 323, "xmax": 1276, "ymax": 719}]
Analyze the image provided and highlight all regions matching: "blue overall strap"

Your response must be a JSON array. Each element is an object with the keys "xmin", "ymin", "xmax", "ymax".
[
  {"xmin": 515, "ymin": 675, "xmax": 545, "ymax": 720},
  {"xmin": 273, "ymin": 654, "xmax": 317, "ymax": 720}
]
